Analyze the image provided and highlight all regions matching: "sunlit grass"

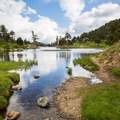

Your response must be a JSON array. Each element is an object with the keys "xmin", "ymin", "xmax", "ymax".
[{"xmin": 79, "ymin": 83, "xmax": 120, "ymax": 120}]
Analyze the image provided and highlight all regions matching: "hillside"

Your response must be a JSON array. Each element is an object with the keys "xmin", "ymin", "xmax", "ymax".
[
  {"xmin": 78, "ymin": 18, "xmax": 120, "ymax": 45},
  {"xmin": 54, "ymin": 18, "xmax": 120, "ymax": 48}
]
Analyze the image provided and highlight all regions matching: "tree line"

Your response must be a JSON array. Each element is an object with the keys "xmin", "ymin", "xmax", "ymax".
[
  {"xmin": 0, "ymin": 25, "xmax": 48, "ymax": 50},
  {"xmin": 53, "ymin": 18, "xmax": 120, "ymax": 46},
  {"xmin": 0, "ymin": 25, "xmax": 31, "ymax": 49}
]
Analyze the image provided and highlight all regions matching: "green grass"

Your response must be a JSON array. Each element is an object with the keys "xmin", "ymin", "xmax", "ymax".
[
  {"xmin": 67, "ymin": 68, "xmax": 72, "ymax": 75},
  {"xmin": 73, "ymin": 56, "xmax": 99, "ymax": 72},
  {"xmin": 0, "ymin": 96, "xmax": 7, "ymax": 110},
  {"xmin": 80, "ymin": 83, "xmax": 120, "ymax": 120},
  {"xmin": 113, "ymin": 67, "xmax": 120, "ymax": 77},
  {"xmin": 0, "ymin": 60, "xmax": 38, "ymax": 110}
]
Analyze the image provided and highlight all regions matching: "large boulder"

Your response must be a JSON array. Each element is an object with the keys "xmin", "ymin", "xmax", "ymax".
[{"xmin": 37, "ymin": 96, "xmax": 50, "ymax": 108}]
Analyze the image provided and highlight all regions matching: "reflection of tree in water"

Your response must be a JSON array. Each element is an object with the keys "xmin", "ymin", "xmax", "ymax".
[
  {"xmin": 17, "ymin": 54, "xmax": 23, "ymax": 61},
  {"xmin": 0, "ymin": 51, "xmax": 10, "ymax": 61},
  {"xmin": 57, "ymin": 52, "xmax": 71, "ymax": 67},
  {"xmin": 0, "ymin": 52, "xmax": 4, "ymax": 60},
  {"xmin": 33, "ymin": 49, "xmax": 36, "ymax": 60},
  {"xmin": 11, "ymin": 52, "xmax": 14, "ymax": 61},
  {"xmin": 58, "ymin": 52, "xmax": 71, "ymax": 59},
  {"xmin": 73, "ymin": 52, "xmax": 82, "ymax": 58}
]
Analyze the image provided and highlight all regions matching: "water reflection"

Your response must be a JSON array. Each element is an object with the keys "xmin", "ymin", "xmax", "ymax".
[
  {"xmin": 1, "ymin": 47, "xmax": 103, "ymax": 120},
  {"xmin": 0, "ymin": 51, "xmax": 10, "ymax": 61}
]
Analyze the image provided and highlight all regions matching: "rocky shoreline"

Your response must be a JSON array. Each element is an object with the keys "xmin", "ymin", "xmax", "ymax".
[{"xmin": 54, "ymin": 77, "xmax": 90, "ymax": 120}]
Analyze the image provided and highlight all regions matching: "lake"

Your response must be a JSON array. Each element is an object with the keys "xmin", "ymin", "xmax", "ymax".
[{"xmin": 1, "ymin": 47, "xmax": 103, "ymax": 120}]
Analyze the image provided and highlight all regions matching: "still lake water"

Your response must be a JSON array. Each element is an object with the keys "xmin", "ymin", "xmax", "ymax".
[{"xmin": 1, "ymin": 47, "xmax": 103, "ymax": 120}]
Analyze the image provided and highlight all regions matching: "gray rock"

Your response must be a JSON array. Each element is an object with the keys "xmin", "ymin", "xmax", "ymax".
[{"xmin": 37, "ymin": 96, "xmax": 50, "ymax": 108}]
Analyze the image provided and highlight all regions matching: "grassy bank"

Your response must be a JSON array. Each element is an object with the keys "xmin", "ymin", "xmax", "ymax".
[
  {"xmin": 77, "ymin": 83, "xmax": 120, "ymax": 120},
  {"xmin": 0, "ymin": 60, "xmax": 37, "ymax": 111},
  {"xmin": 73, "ymin": 56, "xmax": 99, "ymax": 72},
  {"xmin": 74, "ymin": 43, "xmax": 120, "ymax": 120}
]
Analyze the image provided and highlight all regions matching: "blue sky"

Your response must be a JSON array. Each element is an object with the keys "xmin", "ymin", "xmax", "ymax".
[{"xmin": 0, "ymin": 0, "xmax": 120, "ymax": 43}]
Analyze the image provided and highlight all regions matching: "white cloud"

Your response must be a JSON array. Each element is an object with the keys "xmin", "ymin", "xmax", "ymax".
[
  {"xmin": 59, "ymin": 0, "xmax": 85, "ymax": 22},
  {"xmin": 26, "ymin": 7, "xmax": 37, "ymax": 14},
  {"xmin": 89, "ymin": 0, "xmax": 97, "ymax": 3},
  {"xmin": 0, "ymin": 0, "xmax": 26, "ymax": 15},
  {"xmin": 68, "ymin": 2, "xmax": 120, "ymax": 34},
  {"xmin": 0, "ymin": 0, "xmax": 60, "ymax": 43}
]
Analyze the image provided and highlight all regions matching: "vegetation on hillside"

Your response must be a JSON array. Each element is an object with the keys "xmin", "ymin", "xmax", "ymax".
[{"xmin": 53, "ymin": 18, "xmax": 120, "ymax": 48}]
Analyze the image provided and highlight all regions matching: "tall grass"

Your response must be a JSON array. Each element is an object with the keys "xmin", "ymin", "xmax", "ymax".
[{"xmin": 73, "ymin": 56, "xmax": 99, "ymax": 72}]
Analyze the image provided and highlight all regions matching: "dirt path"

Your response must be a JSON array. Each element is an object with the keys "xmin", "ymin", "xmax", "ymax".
[
  {"xmin": 91, "ymin": 57, "xmax": 118, "ymax": 83},
  {"xmin": 91, "ymin": 57, "xmax": 113, "ymax": 82}
]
